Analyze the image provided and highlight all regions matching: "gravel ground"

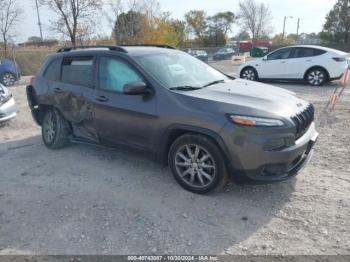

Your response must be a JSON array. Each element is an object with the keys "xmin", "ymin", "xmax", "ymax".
[{"xmin": 0, "ymin": 61, "xmax": 349, "ymax": 255}]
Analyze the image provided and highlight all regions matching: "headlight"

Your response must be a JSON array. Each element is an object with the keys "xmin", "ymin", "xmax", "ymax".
[{"xmin": 228, "ymin": 115, "xmax": 284, "ymax": 127}]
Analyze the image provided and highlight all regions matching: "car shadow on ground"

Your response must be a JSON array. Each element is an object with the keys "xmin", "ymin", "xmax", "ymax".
[{"xmin": 0, "ymin": 135, "xmax": 296, "ymax": 254}]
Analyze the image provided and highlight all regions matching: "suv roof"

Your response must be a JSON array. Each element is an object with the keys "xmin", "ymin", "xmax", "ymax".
[{"xmin": 56, "ymin": 44, "xmax": 177, "ymax": 56}]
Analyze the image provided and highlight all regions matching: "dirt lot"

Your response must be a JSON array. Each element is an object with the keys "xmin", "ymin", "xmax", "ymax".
[{"xmin": 0, "ymin": 61, "xmax": 349, "ymax": 255}]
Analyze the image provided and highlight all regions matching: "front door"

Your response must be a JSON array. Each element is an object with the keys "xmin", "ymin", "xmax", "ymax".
[
  {"xmin": 93, "ymin": 56, "xmax": 157, "ymax": 151},
  {"xmin": 259, "ymin": 48, "xmax": 294, "ymax": 79}
]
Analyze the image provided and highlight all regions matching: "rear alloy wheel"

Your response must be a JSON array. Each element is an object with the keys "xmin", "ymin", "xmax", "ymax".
[
  {"xmin": 306, "ymin": 68, "xmax": 327, "ymax": 86},
  {"xmin": 42, "ymin": 108, "xmax": 71, "ymax": 149},
  {"xmin": 169, "ymin": 134, "xmax": 227, "ymax": 194},
  {"xmin": 1, "ymin": 72, "xmax": 16, "ymax": 87},
  {"xmin": 241, "ymin": 67, "xmax": 258, "ymax": 81}
]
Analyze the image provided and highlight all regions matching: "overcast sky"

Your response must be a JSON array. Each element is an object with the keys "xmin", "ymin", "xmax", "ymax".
[{"xmin": 18, "ymin": 0, "xmax": 337, "ymax": 43}]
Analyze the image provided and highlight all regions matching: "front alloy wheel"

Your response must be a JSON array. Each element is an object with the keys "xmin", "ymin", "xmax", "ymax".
[
  {"xmin": 241, "ymin": 67, "xmax": 258, "ymax": 81},
  {"xmin": 307, "ymin": 69, "xmax": 327, "ymax": 86},
  {"xmin": 169, "ymin": 134, "xmax": 227, "ymax": 194},
  {"xmin": 174, "ymin": 144, "xmax": 216, "ymax": 188}
]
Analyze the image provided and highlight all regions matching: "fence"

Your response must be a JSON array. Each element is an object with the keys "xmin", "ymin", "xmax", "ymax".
[
  {"xmin": 0, "ymin": 43, "xmax": 349, "ymax": 77},
  {"xmin": 0, "ymin": 48, "xmax": 56, "ymax": 76}
]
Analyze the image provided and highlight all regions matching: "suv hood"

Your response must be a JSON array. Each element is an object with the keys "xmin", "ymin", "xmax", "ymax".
[{"xmin": 177, "ymin": 79, "xmax": 308, "ymax": 118}]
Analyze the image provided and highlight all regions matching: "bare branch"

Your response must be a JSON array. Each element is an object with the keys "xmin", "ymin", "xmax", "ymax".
[
  {"xmin": 238, "ymin": 0, "xmax": 272, "ymax": 40},
  {"xmin": 0, "ymin": 0, "xmax": 22, "ymax": 56},
  {"xmin": 40, "ymin": 0, "xmax": 103, "ymax": 45}
]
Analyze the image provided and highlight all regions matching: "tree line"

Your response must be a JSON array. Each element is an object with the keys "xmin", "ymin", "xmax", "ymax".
[{"xmin": 0, "ymin": 0, "xmax": 349, "ymax": 52}]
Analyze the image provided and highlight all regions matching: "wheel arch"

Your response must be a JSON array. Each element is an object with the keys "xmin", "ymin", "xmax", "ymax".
[
  {"xmin": 240, "ymin": 65, "xmax": 258, "ymax": 79},
  {"xmin": 159, "ymin": 124, "xmax": 232, "ymax": 168},
  {"xmin": 26, "ymin": 86, "xmax": 67, "ymax": 127},
  {"xmin": 304, "ymin": 66, "xmax": 330, "ymax": 81}
]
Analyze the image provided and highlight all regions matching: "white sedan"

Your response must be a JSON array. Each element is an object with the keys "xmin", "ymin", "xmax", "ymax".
[{"xmin": 239, "ymin": 45, "xmax": 349, "ymax": 86}]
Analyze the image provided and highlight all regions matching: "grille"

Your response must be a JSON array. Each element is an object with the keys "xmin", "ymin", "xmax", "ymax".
[{"xmin": 291, "ymin": 104, "xmax": 315, "ymax": 140}]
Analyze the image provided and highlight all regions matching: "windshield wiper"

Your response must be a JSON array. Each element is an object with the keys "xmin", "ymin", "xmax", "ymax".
[
  {"xmin": 202, "ymin": 79, "xmax": 226, "ymax": 87},
  {"xmin": 169, "ymin": 86, "xmax": 203, "ymax": 91}
]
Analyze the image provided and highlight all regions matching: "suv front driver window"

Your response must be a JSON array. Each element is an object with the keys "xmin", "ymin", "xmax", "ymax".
[
  {"xmin": 99, "ymin": 57, "xmax": 143, "ymax": 93},
  {"xmin": 267, "ymin": 48, "xmax": 293, "ymax": 60}
]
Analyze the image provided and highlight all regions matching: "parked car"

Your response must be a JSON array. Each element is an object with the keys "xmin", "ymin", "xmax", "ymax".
[
  {"xmin": 0, "ymin": 59, "xmax": 21, "ymax": 87},
  {"xmin": 0, "ymin": 83, "xmax": 16, "ymax": 122},
  {"xmin": 213, "ymin": 48, "xmax": 235, "ymax": 60},
  {"xmin": 188, "ymin": 49, "xmax": 209, "ymax": 63},
  {"xmin": 239, "ymin": 45, "xmax": 350, "ymax": 86},
  {"xmin": 27, "ymin": 45, "xmax": 318, "ymax": 194}
]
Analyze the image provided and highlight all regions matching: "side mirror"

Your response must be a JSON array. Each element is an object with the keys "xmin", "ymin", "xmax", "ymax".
[
  {"xmin": 262, "ymin": 55, "xmax": 268, "ymax": 61},
  {"xmin": 123, "ymin": 81, "xmax": 150, "ymax": 95}
]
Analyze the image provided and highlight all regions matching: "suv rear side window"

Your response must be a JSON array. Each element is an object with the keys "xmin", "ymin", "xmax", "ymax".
[
  {"xmin": 62, "ymin": 57, "xmax": 94, "ymax": 87},
  {"xmin": 98, "ymin": 57, "xmax": 143, "ymax": 93},
  {"xmin": 293, "ymin": 48, "xmax": 326, "ymax": 58},
  {"xmin": 44, "ymin": 58, "xmax": 61, "ymax": 81}
]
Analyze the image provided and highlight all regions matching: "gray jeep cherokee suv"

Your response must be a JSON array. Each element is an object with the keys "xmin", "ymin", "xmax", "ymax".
[{"xmin": 26, "ymin": 45, "xmax": 319, "ymax": 194}]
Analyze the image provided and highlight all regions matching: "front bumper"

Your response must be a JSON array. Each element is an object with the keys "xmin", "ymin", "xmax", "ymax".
[
  {"xmin": 221, "ymin": 122, "xmax": 319, "ymax": 182},
  {"xmin": 0, "ymin": 97, "xmax": 17, "ymax": 122}
]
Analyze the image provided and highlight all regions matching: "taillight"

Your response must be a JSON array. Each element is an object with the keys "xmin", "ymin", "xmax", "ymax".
[
  {"xmin": 29, "ymin": 76, "xmax": 35, "ymax": 86},
  {"xmin": 332, "ymin": 57, "xmax": 346, "ymax": 62}
]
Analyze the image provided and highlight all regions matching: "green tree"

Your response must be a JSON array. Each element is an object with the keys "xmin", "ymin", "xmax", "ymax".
[
  {"xmin": 202, "ymin": 30, "xmax": 226, "ymax": 47},
  {"xmin": 321, "ymin": 0, "xmax": 350, "ymax": 47},
  {"xmin": 233, "ymin": 30, "xmax": 251, "ymax": 40},
  {"xmin": 171, "ymin": 19, "xmax": 187, "ymax": 47},
  {"xmin": 113, "ymin": 11, "xmax": 148, "ymax": 44},
  {"xmin": 185, "ymin": 10, "xmax": 207, "ymax": 39},
  {"xmin": 209, "ymin": 12, "xmax": 236, "ymax": 35},
  {"xmin": 204, "ymin": 11, "xmax": 236, "ymax": 47}
]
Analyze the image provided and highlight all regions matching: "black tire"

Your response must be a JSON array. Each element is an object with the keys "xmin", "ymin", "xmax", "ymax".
[
  {"xmin": 306, "ymin": 68, "xmax": 328, "ymax": 86},
  {"xmin": 1, "ymin": 72, "xmax": 16, "ymax": 87},
  {"xmin": 168, "ymin": 134, "xmax": 228, "ymax": 194},
  {"xmin": 41, "ymin": 108, "xmax": 71, "ymax": 149},
  {"xmin": 240, "ymin": 67, "xmax": 258, "ymax": 81}
]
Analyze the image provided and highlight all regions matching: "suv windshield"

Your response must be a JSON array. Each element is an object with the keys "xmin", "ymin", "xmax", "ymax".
[{"xmin": 134, "ymin": 51, "xmax": 229, "ymax": 89}]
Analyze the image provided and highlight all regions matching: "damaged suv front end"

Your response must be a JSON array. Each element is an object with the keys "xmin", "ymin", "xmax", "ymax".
[{"xmin": 0, "ymin": 84, "xmax": 16, "ymax": 122}]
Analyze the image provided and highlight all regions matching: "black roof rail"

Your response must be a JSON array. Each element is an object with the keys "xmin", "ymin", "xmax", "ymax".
[
  {"xmin": 120, "ymin": 44, "xmax": 176, "ymax": 49},
  {"xmin": 56, "ymin": 45, "xmax": 128, "ymax": 53}
]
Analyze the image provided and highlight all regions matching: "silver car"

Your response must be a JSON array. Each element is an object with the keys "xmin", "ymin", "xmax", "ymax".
[{"xmin": 0, "ymin": 84, "xmax": 16, "ymax": 122}]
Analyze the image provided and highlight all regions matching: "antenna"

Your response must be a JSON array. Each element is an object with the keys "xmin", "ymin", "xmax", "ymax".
[{"xmin": 35, "ymin": 0, "xmax": 43, "ymax": 41}]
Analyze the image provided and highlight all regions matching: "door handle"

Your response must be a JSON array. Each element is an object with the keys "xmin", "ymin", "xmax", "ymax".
[
  {"xmin": 306, "ymin": 59, "xmax": 312, "ymax": 62},
  {"xmin": 53, "ymin": 87, "xmax": 63, "ymax": 93},
  {"xmin": 95, "ymin": 95, "xmax": 109, "ymax": 102},
  {"xmin": 280, "ymin": 61, "xmax": 286, "ymax": 64}
]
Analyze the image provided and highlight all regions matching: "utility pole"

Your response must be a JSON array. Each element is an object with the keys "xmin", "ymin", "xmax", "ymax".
[
  {"xmin": 296, "ymin": 18, "xmax": 300, "ymax": 41},
  {"xmin": 35, "ymin": 0, "xmax": 43, "ymax": 41},
  {"xmin": 282, "ymin": 16, "xmax": 293, "ymax": 41}
]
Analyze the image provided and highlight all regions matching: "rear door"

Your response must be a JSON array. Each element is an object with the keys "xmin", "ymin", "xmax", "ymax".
[
  {"xmin": 287, "ymin": 47, "xmax": 325, "ymax": 78},
  {"xmin": 92, "ymin": 55, "xmax": 157, "ymax": 151},
  {"xmin": 258, "ymin": 48, "xmax": 294, "ymax": 79},
  {"xmin": 55, "ymin": 56, "xmax": 97, "ymax": 140}
]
